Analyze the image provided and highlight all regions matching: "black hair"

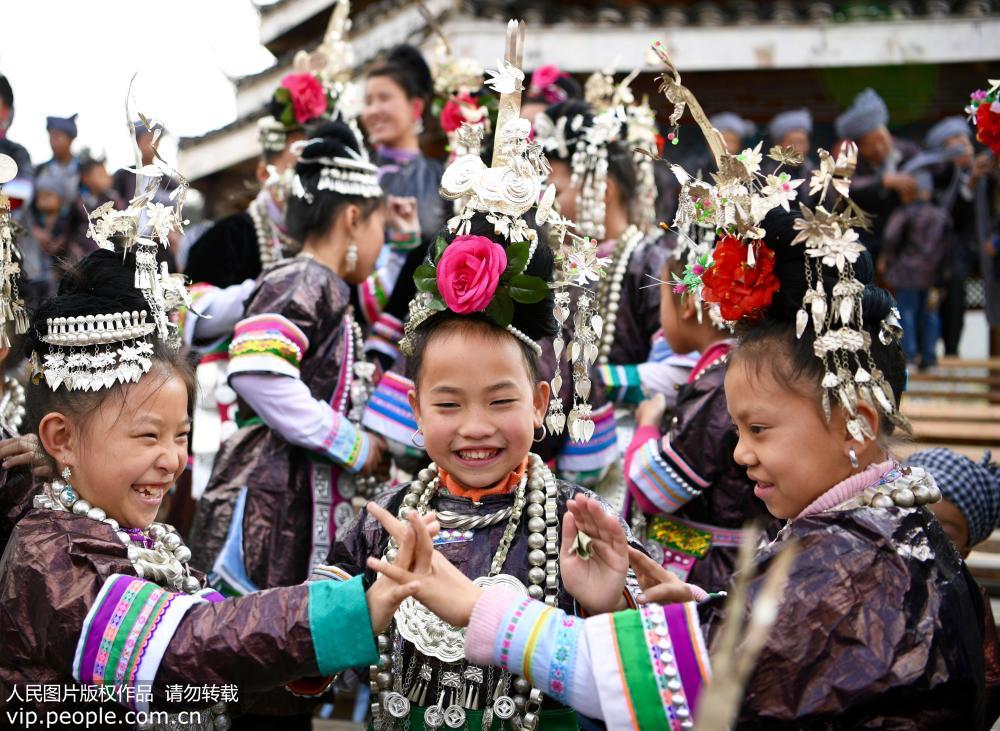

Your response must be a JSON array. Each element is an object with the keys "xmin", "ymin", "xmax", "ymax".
[
  {"xmin": 405, "ymin": 213, "xmax": 558, "ymax": 387},
  {"xmin": 731, "ymin": 209, "xmax": 907, "ymax": 436},
  {"xmin": 22, "ymin": 250, "xmax": 196, "ymax": 466},
  {"xmin": 78, "ymin": 151, "xmax": 106, "ymax": 177},
  {"xmin": 366, "ymin": 44, "xmax": 434, "ymax": 102},
  {"xmin": 543, "ymin": 100, "xmax": 637, "ymax": 206},
  {"xmin": 284, "ymin": 120, "xmax": 383, "ymax": 244},
  {"xmin": 0, "ymin": 74, "xmax": 12, "ymax": 111}
]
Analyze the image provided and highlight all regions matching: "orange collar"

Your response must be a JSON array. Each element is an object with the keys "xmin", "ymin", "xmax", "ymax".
[{"xmin": 439, "ymin": 457, "xmax": 529, "ymax": 500}]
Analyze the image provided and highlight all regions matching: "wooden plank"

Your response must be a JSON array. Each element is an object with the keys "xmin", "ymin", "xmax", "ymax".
[
  {"xmin": 904, "ymin": 389, "xmax": 990, "ymax": 401},
  {"xmin": 908, "ymin": 373, "xmax": 1000, "ymax": 386},
  {"xmin": 940, "ymin": 357, "xmax": 1000, "ymax": 369},
  {"xmin": 902, "ymin": 403, "xmax": 1000, "ymax": 421},
  {"xmin": 908, "ymin": 420, "xmax": 1000, "ymax": 445},
  {"xmin": 892, "ymin": 442, "xmax": 988, "ymax": 461}
]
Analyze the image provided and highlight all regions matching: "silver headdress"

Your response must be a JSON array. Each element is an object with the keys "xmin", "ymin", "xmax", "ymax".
[
  {"xmin": 290, "ymin": 143, "xmax": 381, "ymax": 202},
  {"xmin": 652, "ymin": 42, "xmax": 908, "ymax": 443},
  {"xmin": 38, "ymin": 98, "xmax": 193, "ymax": 392},
  {"xmin": 0, "ymin": 154, "xmax": 29, "ymax": 346},
  {"xmin": 401, "ymin": 21, "xmax": 610, "ymax": 443}
]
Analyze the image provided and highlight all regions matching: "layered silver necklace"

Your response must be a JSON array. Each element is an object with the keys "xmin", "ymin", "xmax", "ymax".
[
  {"xmin": 0, "ymin": 376, "xmax": 25, "ymax": 435},
  {"xmin": 371, "ymin": 453, "xmax": 559, "ymax": 731},
  {"xmin": 595, "ymin": 224, "xmax": 644, "ymax": 365}
]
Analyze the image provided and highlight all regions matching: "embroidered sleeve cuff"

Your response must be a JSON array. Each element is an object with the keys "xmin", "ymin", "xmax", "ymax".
[
  {"xmin": 627, "ymin": 435, "xmax": 708, "ymax": 514},
  {"xmin": 308, "ymin": 575, "xmax": 378, "ymax": 675},
  {"xmin": 229, "ymin": 314, "xmax": 309, "ymax": 379},
  {"xmin": 362, "ymin": 371, "xmax": 419, "ymax": 448},
  {"xmin": 322, "ymin": 412, "xmax": 369, "ymax": 473}
]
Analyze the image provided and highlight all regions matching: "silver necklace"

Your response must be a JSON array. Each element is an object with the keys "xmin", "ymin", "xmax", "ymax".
[
  {"xmin": 248, "ymin": 197, "xmax": 292, "ymax": 269},
  {"xmin": 596, "ymin": 225, "xmax": 643, "ymax": 365},
  {"xmin": 372, "ymin": 453, "xmax": 559, "ymax": 731}
]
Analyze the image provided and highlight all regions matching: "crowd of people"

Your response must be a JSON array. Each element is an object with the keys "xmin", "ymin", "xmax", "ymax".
[{"xmin": 0, "ymin": 12, "xmax": 999, "ymax": 731}]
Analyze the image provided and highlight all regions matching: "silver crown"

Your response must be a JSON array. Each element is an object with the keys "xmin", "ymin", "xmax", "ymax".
[{"xmin": 41, "ymin": 311, "xmax": 155, "ymax": 347}]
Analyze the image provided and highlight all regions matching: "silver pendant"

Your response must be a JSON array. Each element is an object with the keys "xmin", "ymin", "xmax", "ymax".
[
  {"xmin": 394, "ymin": 574, "xmax": 526, "ymax": 663},
  {"xmin": 493, "ymin": 695, "xmax": 516, "ymax": 720},
  {"xmin": 424, "ymin": 698, "xmax": 445, "ymax": 730},
  {"xmin": 443, "ymin": 705, "xmax": 466, "ymax": 728},
  {"xmin": 382, "ymin": 691, "xmax": 410, "ymax": 719}
]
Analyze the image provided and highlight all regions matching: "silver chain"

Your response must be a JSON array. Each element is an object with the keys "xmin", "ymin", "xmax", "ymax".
[{"xmin": 435, "ymin": 507, "xmax": 514, "ymax": 531}]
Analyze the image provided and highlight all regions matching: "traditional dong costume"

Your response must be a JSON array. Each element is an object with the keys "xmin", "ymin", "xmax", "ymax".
[
  {"xmin": 0, "ymin": 153, "xmax": 381, "ymax": 728},
  {"xmin": 317, "ymin": 22, "xmax": 644, "ymax": 731},
  {"xmin": 188, "ymin": 123, "xmax": 383, "ymax": 594}
]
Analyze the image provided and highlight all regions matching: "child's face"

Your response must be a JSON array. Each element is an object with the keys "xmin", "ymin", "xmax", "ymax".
[
  {"xmin": 409, "ymin": 327, "xmax": 549, "ymax": 489},
  {"xmin": 35, "ymin": 189, "xmax": 62, "ymax": 215},
  {"xmin": 62, "ymin": 371, "xmax": 190, "ymax": 529},
  {"xmin": 725, "ymin": 358, "xmax": 856, "ymax": 519}
]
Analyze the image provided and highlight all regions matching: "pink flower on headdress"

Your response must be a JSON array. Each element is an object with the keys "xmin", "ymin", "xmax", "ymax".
[
  {"xmin": 281, "ymin": 73, "xmax": 328, "ymax": 124},
  {"xmin": 529, "ymin": 65, "xmax": 569, "ymax": 104},
  {"xmin": 440, "ymin": 93, "xmax": 482, "ymax": 133},
  {"xmin": 437, "ymin": 235, "xmax": 507, "ymax": 314}
]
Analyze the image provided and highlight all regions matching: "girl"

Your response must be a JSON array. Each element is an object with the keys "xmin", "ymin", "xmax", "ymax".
[
  {"xmin": 323, "ymin": 37, "xmax": 645, "ymax": 725},
  {"xmin": 624, "ymin": 250, "xmax": 770, "ymax": 596},
  {"xmin": 326, "ymin": 218, "xmax": 644, "ymax": 731},
  {"xmin": 372, "ymin": 207, "xmax": 995, "ymax": 729},
  {"xmin": 189, "ymin": 121, "xmax": 415, "ymax": 593},
  {"xmin": 0, "ymin": 250, "xmax": 430, "ymax": 727}
]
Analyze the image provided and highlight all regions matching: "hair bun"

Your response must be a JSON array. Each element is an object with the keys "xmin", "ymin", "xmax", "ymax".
[{"xmin": 385, "ymin": 44, "xmax": 433, "ymax": 100}]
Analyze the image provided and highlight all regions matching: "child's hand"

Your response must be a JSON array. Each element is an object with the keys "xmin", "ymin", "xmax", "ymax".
[
  {"xmin": 635, "ymin": 393, "xmax": 667, "ymax": 428},
  {"xmin": 363, "ymin": 503, "xmax": 438, "ymax": 632},
  {"xmin": 361, "ymin": 432, "xmax": 390, "ymax": 478},
  {"xmin": 627, "ymin": 547, "xmax": 698, "ymax": 604},
  {"xmin": 367, "ymin": 505, "xmax": 483, "ymax": 628},
  {"xmin": 560, "ymin": 495, "xmax": 629, "ymax": 615},
  {"xmin": 0, "ymin": 434, "xmax": 51, "ymax": 478}
]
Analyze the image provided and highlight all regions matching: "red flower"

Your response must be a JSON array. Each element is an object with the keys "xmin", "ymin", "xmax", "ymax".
[
  {"xmin": 975, "ymin": 102, "xmax": 1000, "ymax": 157},
  {"xmin": 436, "ymin": 235, "xmax": 507, "ymax": 314},
  {"xmin": 700, "ymin": 235, "xmax": 780, "ymax": 321},
  {"xmin": 440, "ymin": 93, "xmax": 479, "ymax": 133},
  {"xmin": 281, "ymin": 73, "xmax": 328, "ymax": 125}
]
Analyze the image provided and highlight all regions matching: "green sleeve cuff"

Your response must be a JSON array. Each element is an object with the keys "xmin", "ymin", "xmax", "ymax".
[{"xmin": 308, "ymin": 575, "xmax": 379, "ymax": 675}]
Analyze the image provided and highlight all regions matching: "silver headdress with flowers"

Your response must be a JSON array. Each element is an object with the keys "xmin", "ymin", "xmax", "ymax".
[
  {"xmin": 0, "ymin": 154, "xmax": 28, "ymax": 347},
  {"xmin": 652, "ymin": 42, "xmax": 908, "ymax": 443},
  {"xmin": 289, "ymin": 138, "xmax": 381, "ymax": 202},
  {"xmin": 400, "ymin": 21, "xmax": 610, "ymax": 443},
  {"xmin": 42, "ymin": 102, "xmax": 193, "ymax": 393}
]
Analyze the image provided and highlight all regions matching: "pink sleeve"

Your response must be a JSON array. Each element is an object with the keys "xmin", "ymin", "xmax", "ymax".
[{"xmin": 625, "ymin": 425, "xmax": 662, "ymax": 514}]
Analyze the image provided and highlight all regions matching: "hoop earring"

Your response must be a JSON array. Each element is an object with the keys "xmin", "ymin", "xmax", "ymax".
[
  {"xmin": 848, "ymin": 448, "xmax": 859, "ymax": 470},
  {"xmin": 410, "ymin": 429, "xmax": 425, "ymax": 449},
  {"xmin": 533, "ymin": 424, "xmax": 547, "ymax": 443},
  {"xmin": 345, "ymin": 242, "xmax": 358, "ymax": 273}
]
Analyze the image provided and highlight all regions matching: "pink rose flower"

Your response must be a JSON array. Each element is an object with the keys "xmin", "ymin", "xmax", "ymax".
[
  {"xmin": 281, "ymin": 73, "xmax": 328, "ymax": 124},
  {"xmin": 436, "ymin": 235, "xmax": 507, "ymax": 314},
  {"xmin": 440, "ymin": 93, "xmax": 479, "ymax": 133},
  {"xmin": 530, "ymin": 64, "xmax": 563, "ymax": 90}
]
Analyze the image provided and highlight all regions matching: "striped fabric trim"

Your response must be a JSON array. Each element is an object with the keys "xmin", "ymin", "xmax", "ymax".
[
  {"xmin": 361, "ymin": 371, "xmax": 418, "ymax": 446},
  {"xmin": 586, "ymin": 612, "xmax": 638, "ymax": 729},
  {"xmin": 627, "ymin": 435, "xmax": 708, "ymax": 514},
  {"xmin": 321, "ymin": 411, "xmax": 368, "ymax": 471},
  {"xmin": 73, "ymin": 574, "xmax": 208, "ymax": 712},
  {"xmin": 229, "ymin": 314, "xmax": 309, "ymax": 379},
  {"xmin": 558, "ymin": 403, "xmax": 618, "ymax": 474},
  {"xmin": 597, "ymin": 364, "xmax": 646, "ymax": 405},
  {"xmin": 364, "ymin": 312, "xmax": 404, "ymax": 362},
  {"xmin": 386, "ymin": 230, "xmax": 421, "ymax": 251},
  {"xmin": 359, "ymin": 275, "xmax": 389, "ymax": 326}
]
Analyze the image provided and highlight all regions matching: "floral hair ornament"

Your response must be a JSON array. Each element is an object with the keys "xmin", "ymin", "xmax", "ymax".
[
  {"xmin": 0, "ymin": 154, "xmax": 28, "ymax": 347},
  {"xmin": 966, "ymin": 79, "xmax": 1000, "ymax": 157},
  {"xmin": 528, "ymin": 64, "xmax": 570, "ymax": 105},
  {"xmin": 653, "ymin": 42, "xmax": 908, "ymax": 443},
  {"xmin": 403, "ymin": 21, "xmax": 610, "ymax": 443},
  {"xmin": 84, "ymin": 93, "xmax": 191, "ymax": 351},
  {"xmin": 421, "ymin": 2, "xmax": 495, "ymax": 160}
]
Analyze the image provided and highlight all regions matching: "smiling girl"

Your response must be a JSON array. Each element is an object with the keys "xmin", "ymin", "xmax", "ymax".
[{"xmin": 0, "ymin": 250, "xmax": 431, "ymax": 727}]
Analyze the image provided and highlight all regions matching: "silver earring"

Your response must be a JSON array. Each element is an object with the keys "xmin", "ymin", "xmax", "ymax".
[
  {"xmin": 848, "ymin": 448, "xmax": 859, "ymax": 470},
  {"xmin": 410, "ymin": 429, "xmax": 425, "ymax": 449},
  {"xmin": 532, "ymin": 424, "xmax": 547, "ymax": 443},
  {"xmin": 61, "ymin": 466, "xmax": 72, "ymax": 483},
  {"xmin": 413, "ymin": 118, "xmax": 425, "ymax": 136},
  {"xmin": 345, "ymin": 242, "xmax": 358, "ymax": 272}
]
